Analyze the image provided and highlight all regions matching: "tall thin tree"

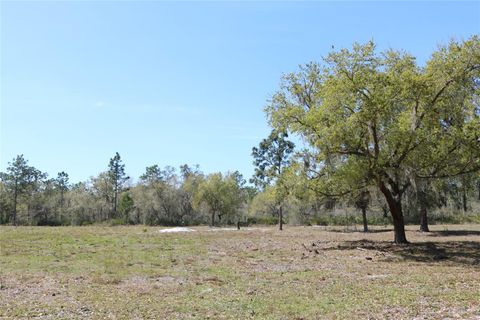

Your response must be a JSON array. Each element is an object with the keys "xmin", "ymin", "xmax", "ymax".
[
  {"xmin": 108, "ymin": 152, "xmax": 129, "ymax": 218},
  {"xmin": 251, "ymin": 130, "xmax": 295, "ymax": 230}
]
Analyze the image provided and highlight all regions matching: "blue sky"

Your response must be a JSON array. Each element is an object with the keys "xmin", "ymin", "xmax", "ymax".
[{"xmin": 1, "ymin": 1, "xmax": 479, "ymax": 183}]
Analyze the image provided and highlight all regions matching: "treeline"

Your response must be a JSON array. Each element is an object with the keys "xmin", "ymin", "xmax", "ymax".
[
  {"xmin": 0, "ymin": 153, "xmax": 252, "ymax": 226},
  {"xmin": 0, "ymin": 151, "xmax": 479, "ymax": 228}
]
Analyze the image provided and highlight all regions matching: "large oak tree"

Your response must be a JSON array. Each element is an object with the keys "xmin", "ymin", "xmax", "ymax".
[{"xmin": 266, "ymin": 37, "xmax": 480, "ymax": 243}]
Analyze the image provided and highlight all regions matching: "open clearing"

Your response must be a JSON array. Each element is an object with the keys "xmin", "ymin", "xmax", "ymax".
[{"xmin": 1, "ymin": 225, "xmax": 479, "ymax": 319}]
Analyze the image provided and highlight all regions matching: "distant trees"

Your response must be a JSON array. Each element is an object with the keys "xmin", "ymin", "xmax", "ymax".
[
  {"xmin": 0, "ymin": 155, "xmax": 44, "ymax": 225},
  {"xmin": 249, "ymin": 185, "xmax": 285, "ymax": 224},
  {"xmin": 132, "ymin": 166, "xmax": 247, "ymax": 227},
  {"xmin": 0, "ymin": 152, "xmax": 479, "ymax": 228},
  {"xmin": 0, "ymin": 181, "xmax": 10, "ymax": 224},
  {"xmin": 266, "ymin": 37, "xmax": 480, "ymax": 243},
  {"xmin": 91, "ymin": 172, "xmax": 113, "ymax": 220},
  {"xmin": 251, "ymin": 130, "xmax": 295, "ymax": 230},
  {"xmin": 195, "ymin": 172, "xmax": 246, "ymax": 226},
  {"xmin": 0, "ymin": 153, "xmax": 131, "ymax": 225},
  {"xmin": 251, "ymin": 130, "xmax": 295, "ymax": 189},
  {"xmin": 118, "ymin": 192, "xmax": 134, "ymax": 223},
  {"xmin": 54, "ymin": 171, "xmax": 69, "ymax": 218},
  {"xmin": 353, "ymin": 190, "xmax": 370, "ymax": 232},
  {"xmin": 108, "ymin": 152, "xmax": 129, "ymax": 218},
  {"xmin": 135, "ymin": 165, "xmax": 184, "ymax": 225}
]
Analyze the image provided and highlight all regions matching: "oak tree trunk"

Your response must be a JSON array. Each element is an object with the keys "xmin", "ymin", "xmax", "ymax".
[
  {"xmin": 392, "ymin": 212, "xmax": 408, "ymax": 244},
  {"xmin": 379, "ymin": 181, "xmax": 408, "ymax": 244}
]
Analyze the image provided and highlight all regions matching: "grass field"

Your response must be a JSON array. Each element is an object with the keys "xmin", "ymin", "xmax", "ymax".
[{"xmin": 1, "ymin": 224, "xmax": 479, "ymax": 319}]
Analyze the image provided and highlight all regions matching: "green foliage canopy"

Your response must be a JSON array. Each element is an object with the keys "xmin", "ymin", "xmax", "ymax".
[{"xmin": 266, "ymin": 37, "xmax": 480, "ymax": 243}]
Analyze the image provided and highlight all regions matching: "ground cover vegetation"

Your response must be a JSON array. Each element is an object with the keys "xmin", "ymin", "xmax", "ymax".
[{"xmin": 1, "ymin": 225, "xmax": 479, "ymax": 319}]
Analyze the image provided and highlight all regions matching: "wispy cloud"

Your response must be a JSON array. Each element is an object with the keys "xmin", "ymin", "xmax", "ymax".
[
  {"xmin": 95, "ymin": 101, "xmax": 106, "ymax": 108},
  {"xmin": 135, "ymin": 104, "xmax": 201, "ymax": 116}
]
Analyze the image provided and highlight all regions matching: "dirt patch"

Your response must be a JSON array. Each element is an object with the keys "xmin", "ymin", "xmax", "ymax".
[{"xmin": 0, "ymin": 274, "xmax": 93, "ymax": 319}]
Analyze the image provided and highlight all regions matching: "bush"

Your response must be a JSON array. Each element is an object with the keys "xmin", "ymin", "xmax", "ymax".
[
  {"xmin": 107, "ymin": 218, "xmax": 127, "ymax": 226},
  {"xmin": 309, "ymin": 213, "xmax": 391, "ymax": 226},
  {"xmin": 247, "ymin": 216, "xmax": 279, "ymax": 225},
  {"xmin": 429, "ymin": 213, "xmax": 480, "ymax": 224},
  {"xmin": 36, "ymin": 217, "xmax": 62, "ymax": 226}
]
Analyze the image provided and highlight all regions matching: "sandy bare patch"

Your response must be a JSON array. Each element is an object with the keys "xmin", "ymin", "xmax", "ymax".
[
  {"xmin": 159, "ymin": 227, "xmax": 195, "ymax": 233},
  {"xmin": 206, "ymin": 227, "xmax": 270, "ymax": 232}
]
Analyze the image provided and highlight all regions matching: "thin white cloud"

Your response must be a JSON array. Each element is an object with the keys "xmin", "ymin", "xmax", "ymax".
[
  {"xmin": 95, "ymin": 101, "xmax": 106, "ymax": 108},
  {"xmin": 136, "ymin": 104, "xmax": 200, "ymax": 116}
]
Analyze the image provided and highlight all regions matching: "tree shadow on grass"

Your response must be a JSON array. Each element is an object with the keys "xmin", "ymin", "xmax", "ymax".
[
  {"xmin": 325, "ymin": 228, "xmax": 393, "ymax": 234},
  {"xmin": 318, "ymin": 239, "xmax": 480, "ymax": 266},
  {"xmin": 426, "ymin": 230, "xmax": 480, "ymax": 237}
]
